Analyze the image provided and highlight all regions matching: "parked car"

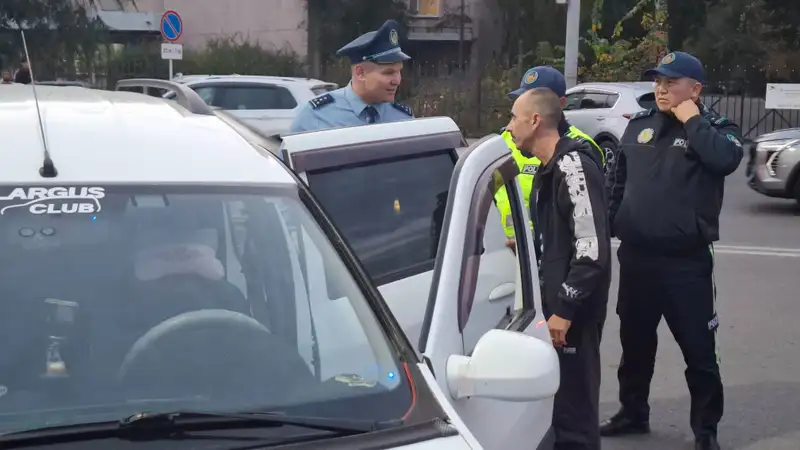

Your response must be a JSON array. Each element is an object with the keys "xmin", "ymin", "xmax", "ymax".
[
  {"xmin": 563, "ymin": 81, "xmax": 655, "ymax": 166},
  {"xmin": 162, "ymin": 74, "xmax": 338, "ymax": 137},
  {"xmin": 0, "ymin": 79, "xmax": 561, "ymax": 449},
  {"xmin": 746, "ymin": 127, "xmax": 800, "ymax": 204}
]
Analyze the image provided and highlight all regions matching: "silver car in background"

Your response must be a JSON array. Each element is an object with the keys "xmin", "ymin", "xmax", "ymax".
[
  {"xmin": 563, "ymin": 82, "xmax": 655, "ymax": 166},
  {"xmin": 746, "ymin": 128, "xmax": 800, "ymax": 205}
]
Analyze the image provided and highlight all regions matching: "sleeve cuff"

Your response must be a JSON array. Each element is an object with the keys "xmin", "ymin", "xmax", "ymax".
[
  {"xmin": 683, "ymin": 114, "xmax": 707, "ymax": 136},
  {"xmin": 552, "ymin": 297, "xmax": 578, "ymax": 321}
]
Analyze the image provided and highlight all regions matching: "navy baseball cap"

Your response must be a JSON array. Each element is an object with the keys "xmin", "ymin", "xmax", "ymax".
[
  {"xmin": 508, "ymin": 66, "xmax": 567, "ymax": 99},
  {"xmin": 644, "ymin": 51, "xmax": 705, "ymax": 83},
  {"xmin": 336, "ymin": 20, "xmax": 411, "ymax": 64}
]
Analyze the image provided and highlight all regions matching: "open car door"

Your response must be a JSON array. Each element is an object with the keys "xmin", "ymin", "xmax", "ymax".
[
  {"xmin": 418, "ymin": 134, "xmax": 555, "ymax": 449},
  {"xmin": 279, "ymin": 118, "xmax": 519, "ymax": 355}
]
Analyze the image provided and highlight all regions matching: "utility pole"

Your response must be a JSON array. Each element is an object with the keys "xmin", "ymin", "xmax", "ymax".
[
  {"xmin": 561, "ymin": 0, "xmax": 580, "ymax": 88},
  {"xmin": 458, "ymin": 0, "xmax": 465, "ymax": 71}
]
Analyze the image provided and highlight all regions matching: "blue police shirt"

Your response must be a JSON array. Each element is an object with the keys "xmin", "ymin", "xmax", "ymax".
[{"xmin": 288, "ymin": 83, "xmax": 414, "ymax": 133}]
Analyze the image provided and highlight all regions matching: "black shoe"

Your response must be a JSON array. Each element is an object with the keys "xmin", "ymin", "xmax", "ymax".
[
  {"xmin": 695, "ymin": 435, "xmax": 721, "ymax": 450},
  {"xmin": 599, "ymin": 413, "xmax": 650, "ymax": 437}
]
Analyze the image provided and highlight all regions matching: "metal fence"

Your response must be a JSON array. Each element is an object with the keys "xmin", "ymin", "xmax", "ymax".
[{"xmin": 700, "ymin": 93, "xmax": 800, "ymax": 139}]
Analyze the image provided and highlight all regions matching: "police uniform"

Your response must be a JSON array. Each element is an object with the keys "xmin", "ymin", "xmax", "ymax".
[
  {"xmin": 602, "ymin": 52, "xmax": 743, "ymax": 450},
  {"xmin": 288, "ymin": 20, "xmax": 414, "ymax": 134},
  {"xmin": 495, "ymin": 66, "xmax": 604, "ymax": 241}
]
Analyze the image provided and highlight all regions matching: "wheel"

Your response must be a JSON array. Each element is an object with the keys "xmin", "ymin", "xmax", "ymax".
[{"xmin": 597, "ymin": 139, "xmax": 618, "ymax": 171}]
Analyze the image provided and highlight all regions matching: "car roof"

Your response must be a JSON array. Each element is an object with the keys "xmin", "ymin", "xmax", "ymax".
[
  {"xmin": 0, "ymin": 85, "xmax": 295, "ymax": 185},
  {"xmin": 568, "ymin": 82, "xmax": 653, "ymax": 95},
  {"xmin": 175, "ymin": 74, "xmax": 335, "ymax": 88}
]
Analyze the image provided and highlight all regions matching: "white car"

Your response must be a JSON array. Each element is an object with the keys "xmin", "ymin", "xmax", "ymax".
[
  {"xmin": 564, "ymin": 81, "xmax": 656, "ymax": 165},
  {"xmin": 0, "ymin": 80, "xmax": 559, "ymax": 449},
  {"xmin": 162, "ymin": 74, "xmax": 338, "ymax": 137}
]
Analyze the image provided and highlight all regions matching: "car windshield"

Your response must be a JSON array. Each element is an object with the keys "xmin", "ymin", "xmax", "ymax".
[{"xmin": 0, "ymin": 184, "xmax": 410, "ymax": 434}]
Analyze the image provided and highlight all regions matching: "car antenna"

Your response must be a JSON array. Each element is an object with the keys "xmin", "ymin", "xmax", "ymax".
[{"xmin": 21, "ymin": 29, "xmax": 57, "ymax": 178}]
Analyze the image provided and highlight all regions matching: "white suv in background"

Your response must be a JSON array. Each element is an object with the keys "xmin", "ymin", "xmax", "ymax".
[
  {"xmin": 164, "ymin": 74, "xmax": 338, "ymax": 137},
  {"xmin": 563, "ymin": 82, "xmax": 656, "ymax": 166}
]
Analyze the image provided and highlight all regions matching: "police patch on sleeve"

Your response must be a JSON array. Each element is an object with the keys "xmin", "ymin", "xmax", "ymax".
[
  {"xmin": 727, "ymin": 134, "xmax": 742, "ymax": 147},
  {"xmin": 0, "ymin": 186, "xmax": 105, "ymax": 215}
]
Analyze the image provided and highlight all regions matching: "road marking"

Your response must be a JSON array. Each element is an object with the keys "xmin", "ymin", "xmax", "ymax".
[{"xmin": 610, "ymin": 240, "xmax": 800, "ymax": 258}]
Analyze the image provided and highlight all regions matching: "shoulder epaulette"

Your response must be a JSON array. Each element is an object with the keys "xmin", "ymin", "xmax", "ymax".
[
  {"xmin": 391, "ymin": 102, "xmax": 413, "ymax": 117},
  {"xmin": 704, "ymin": 113, "xmax": 729, "ymax": 126},
  {"xmin": 309, "ymin": 94, "xmax": 334, "ymax": 110},
  {"xmin": 630, "ymin": 109, "xmax": 655, "ymax": 120}
]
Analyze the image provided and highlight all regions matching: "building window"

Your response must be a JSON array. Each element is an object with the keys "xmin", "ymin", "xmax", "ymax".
[{"xmin": 409, "ymin": 0, "xmax": 442, "ymax": 17}]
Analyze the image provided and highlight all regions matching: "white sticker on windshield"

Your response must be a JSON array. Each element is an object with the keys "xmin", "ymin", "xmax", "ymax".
[{"xmin": 0, "ymin": 187, "xmax": 105, "ymax": 216}]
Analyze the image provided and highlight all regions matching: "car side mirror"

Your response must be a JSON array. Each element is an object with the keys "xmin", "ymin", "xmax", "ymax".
[{"xmin": 445, "ymin": 329, "xmax": 559, "ymax": 402}]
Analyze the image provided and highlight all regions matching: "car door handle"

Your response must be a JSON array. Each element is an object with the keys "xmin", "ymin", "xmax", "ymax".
[
  {"xmin": 595, "ymin": 117, "xmax": 605, "ymax": 121},
  {"xmin": 489, "ymin": 283, "xmax": 516, "ymax": 302}
]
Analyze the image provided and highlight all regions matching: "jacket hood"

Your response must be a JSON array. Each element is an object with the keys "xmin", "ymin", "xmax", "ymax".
[{"xmin": 539, "ymin": 136, "xmax": 603, "ymax": 177}]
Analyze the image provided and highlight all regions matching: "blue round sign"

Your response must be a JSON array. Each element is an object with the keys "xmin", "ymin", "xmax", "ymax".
[{"xmin": 160, "ymin": 10, "xmax": 182, "ymax": 42}]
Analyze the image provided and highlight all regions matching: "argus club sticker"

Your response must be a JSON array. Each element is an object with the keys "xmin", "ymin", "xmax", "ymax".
[{"xmin": 0, "ymin": 186, "xmax": 105, "ymax": 216}]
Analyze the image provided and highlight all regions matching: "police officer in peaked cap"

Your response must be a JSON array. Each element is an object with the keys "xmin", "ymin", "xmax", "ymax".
[
  {"xmin": 288, "ymin": 20, "xmax": 414, "ymax": 133},
  {"xmin": 601, "ymin": 51, "xmax": 743, "ymax": 450}
]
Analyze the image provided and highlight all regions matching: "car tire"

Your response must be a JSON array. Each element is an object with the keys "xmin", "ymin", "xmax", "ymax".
[{"xmin": 597, "ymin": 139, "xmax": 618, "ymax": 171}]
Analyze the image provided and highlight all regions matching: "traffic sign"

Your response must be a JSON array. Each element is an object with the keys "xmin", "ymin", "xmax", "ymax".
[
  {"xmin": 161, "ymin": 43, "xmax": 183, "ymax": 60},
  {"xmin": 160, "ymin": 10, "xmax": 182, "ymax": 42}
]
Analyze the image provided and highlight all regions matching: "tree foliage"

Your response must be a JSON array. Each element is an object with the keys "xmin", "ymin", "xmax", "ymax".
[{"xmin": 0, "ymin": 0, "xmax": 108, "ymax": 76}]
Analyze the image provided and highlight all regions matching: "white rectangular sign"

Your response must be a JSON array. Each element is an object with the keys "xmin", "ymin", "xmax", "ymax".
[
  {"xmin": 765, "ymin": 83, "xmax": 800, "ymax": 110},
  {"xmin": 161, "ymin": 43, "xmax": 183, "ymax": 60}
]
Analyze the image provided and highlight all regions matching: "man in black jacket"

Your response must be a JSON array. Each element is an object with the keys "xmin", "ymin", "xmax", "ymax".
[
  {"xmin": 600, "ymin": 52, "xmax": 742, "ymax": 450},
  {"xmin": 506, "ymin": 87, "xmax": 611, "ymax": 450}
]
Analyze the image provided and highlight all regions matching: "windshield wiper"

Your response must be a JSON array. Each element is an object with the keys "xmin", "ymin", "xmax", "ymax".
[{"xmin": 0, "ymin": 410, "xmax": 393, "ymax": 447}]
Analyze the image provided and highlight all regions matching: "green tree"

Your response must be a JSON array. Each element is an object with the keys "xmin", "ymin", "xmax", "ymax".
[{"xmin": 0, "ymin": 0, "xmax": 107, "ymax": 78}]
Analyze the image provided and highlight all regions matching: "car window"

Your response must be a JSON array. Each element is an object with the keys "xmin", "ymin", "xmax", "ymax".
[
  {"xmin": 578, "ymin": 92, "xmax": 611, "ymax": 109},
  {"xmin": 215, "ymin": 85, "xmax": 298, "ymax": 110},
  {"xmin": 305, "ymin": 150, "xmax": 455, "ymax": 285},
  {"xmin": 606, "ymin": 93, "xmax": 620, "ymax": 108},
  {"xmin": 564, "ymin": 92, "xmax": 584, "ymax": 111},
  {"xmin": 0, "ymin": 184, "xmax": 410, "ymax": 434},
  {"xmin": 192, "ymin": 86, "xmax": 216, "ymax": 105},
  {"xmin": 637, "ymin": 92, "xmax": 657, "ymax": 110}
]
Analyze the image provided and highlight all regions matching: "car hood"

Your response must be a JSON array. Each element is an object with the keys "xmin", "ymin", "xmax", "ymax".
[{"xmin": 753, "ymin": 127, "xmax": 800, "ymax": 143}]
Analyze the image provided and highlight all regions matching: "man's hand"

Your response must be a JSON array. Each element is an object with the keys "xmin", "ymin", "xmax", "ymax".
[
  {"xmin": 671, "ymin": 99, "xmax": 701, "ymax": 123},
  {"xmin": 505, "ymin": 239, "xmax": 516, "ymax": 255},
  {"xmin": 547, "ymin": 315, "xmax": 572, "ymax": 347}
]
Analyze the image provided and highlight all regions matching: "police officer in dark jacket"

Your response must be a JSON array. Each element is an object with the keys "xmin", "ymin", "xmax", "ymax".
[
  {"xmin": 601, "ymin": 52, "xmax": 743, "ymax": 450},
  {"xmin": 507, "ymin": 88, "xmax": 611, "ymax": 450}
]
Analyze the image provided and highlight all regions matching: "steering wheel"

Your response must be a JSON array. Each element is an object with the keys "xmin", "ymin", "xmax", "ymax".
[{"xmin": 117, "ymin": 309, "xmax": 275, "ymax": 397}]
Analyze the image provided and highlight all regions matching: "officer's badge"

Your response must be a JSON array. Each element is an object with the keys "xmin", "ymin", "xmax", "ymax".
[
  {"xmin": 521, "ymin": 164, "xmax": 538, "ymax": 174},
  {"xmin": 525, "ymin": 70, "xmax": 538, "ymax": 84},
  {"xmin": 389, "ymin": 29, "xmax": 399, "ymax": 46},
  {"xmin": 661, "ymin": 52, "xmax": 676, "ymax": 65},
  {"xmin": 637, "ymin": 128, "xmax": 655, "ymax": 144},
  {"xmin": 727, "ymin": 134, "xmax": 742, "ymax": 147}
]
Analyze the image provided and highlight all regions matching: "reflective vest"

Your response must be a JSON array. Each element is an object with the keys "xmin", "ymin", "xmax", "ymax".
[{"xmin": 495, "ymin": 126, "xmax": 604, "ymax": 238}]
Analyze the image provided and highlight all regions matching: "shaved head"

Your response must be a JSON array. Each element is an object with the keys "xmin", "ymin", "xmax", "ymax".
[
  {"xmin": 506, "ymin": 88, "xmax": 563, "ymax": 161},
  {"xmin": 517, "ymin": 88, "xmax": 562, "ymax": 128}
]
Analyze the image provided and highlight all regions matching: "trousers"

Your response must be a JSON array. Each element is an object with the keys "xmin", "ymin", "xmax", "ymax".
[
  {"xmin": 553, "ymin": 320, "xmax": 603, "ymax": 450},
  {"xmin": 615, "ymin": 243, "xmax": 723, "ymax": 438}
]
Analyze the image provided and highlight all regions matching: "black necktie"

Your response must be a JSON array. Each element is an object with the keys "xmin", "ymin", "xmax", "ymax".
[{"xmin": 364, "ymin": 106, "xmax": 378, "ymax": 124}]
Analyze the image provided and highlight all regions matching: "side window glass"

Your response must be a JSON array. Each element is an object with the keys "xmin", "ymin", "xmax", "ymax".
[
  {"xmin": 217, "ymin": 85, "xmax": 298, "ymax": 110},
  {"xmin": 191, "ymin": 86, "xmax": 217, "ymax": 105},
  {"xmin": 579, "ymin": 92, "xmax": 611, "ymax": 109},
  {"xmin": 305, "ymin": 151, "xmax": 455, "ymax": 285},
  {"xmin": 564, "ymin": 92, "xmax": 584, "ymax": 110},
  {"xmin": 606, "ymin": 93, "xmax": 620, "ymax": 108}
]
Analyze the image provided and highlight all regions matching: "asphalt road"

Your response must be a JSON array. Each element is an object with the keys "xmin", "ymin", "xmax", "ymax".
[{"xmin": 600, "ymin": 163, "xmax": 800, "ymax": 450}]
